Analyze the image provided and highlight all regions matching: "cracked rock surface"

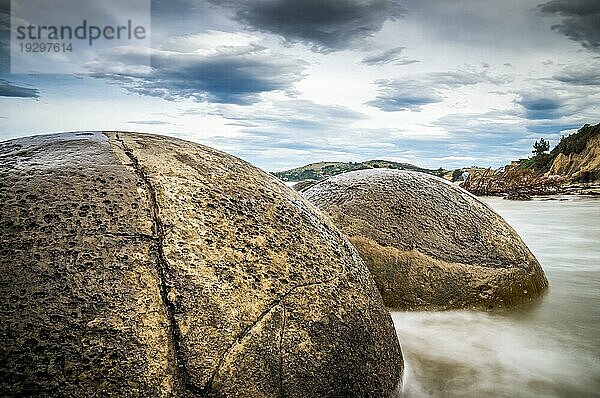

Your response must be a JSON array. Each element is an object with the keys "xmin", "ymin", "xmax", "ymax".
[
  {"xmin": 0, "ymin": 132, "xmax": 403, "ymax": 397},
  {"xmin": 303, "ymin": 169, "xmax": 548, "ymax": 310}
]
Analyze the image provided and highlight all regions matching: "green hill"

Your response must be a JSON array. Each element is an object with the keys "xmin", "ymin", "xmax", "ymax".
[{"xmin": 272, "ymin": 160, "xmax": 446, "ymax": 182}]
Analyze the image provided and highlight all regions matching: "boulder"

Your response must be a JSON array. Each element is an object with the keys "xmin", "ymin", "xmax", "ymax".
[
  {"xmin": 291, "ymin": 179, "xmax": 319, "ymax": 192},
  {"xmin": 0, "ymin": 132, "xmax": 403, "ymax": 397},
  {"xmin": 303, "ymin": 169, "xmax": 548, "ymax": 310}
]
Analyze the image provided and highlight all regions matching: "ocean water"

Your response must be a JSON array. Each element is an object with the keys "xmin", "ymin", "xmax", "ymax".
[{"xmin": 393, "ymin": 195, "xmax": 600, "ymax": 397}]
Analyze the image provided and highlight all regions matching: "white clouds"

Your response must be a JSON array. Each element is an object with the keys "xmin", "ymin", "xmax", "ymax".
[
  {"xmin": 366, "ymin": 67, "xmax": 514, "ymax": 112},
  {"xmin": 1, "ymin": 0, "xmax": 599, "ymax": 171},
  {"xmin": 163, "ymin": 30, "xmax": 260, "ymax": 53},
  {"xmin": 553, "ymin": 64, "xmax": 600, "ymax": 86},
  {"xmin": 86, "ymin": 35, "xmax": 307, "ymax": 105},
  {"xmin": 362, "ymin": 47, "xmax": 407, "ymax": 65}
]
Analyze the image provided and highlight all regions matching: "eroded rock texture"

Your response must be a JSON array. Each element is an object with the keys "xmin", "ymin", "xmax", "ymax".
[
  {"xmin": 0, "ymin": 132, "xmax": 403, "ymax": 397},
  {"xmin": 303, "ymin": 169, "xmax": 548, "ymax": 310}
]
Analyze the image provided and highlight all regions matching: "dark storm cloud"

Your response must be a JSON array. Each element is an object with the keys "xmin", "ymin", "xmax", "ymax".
[
  {"xmin": 208, "ymin": 0, "xmax": 404, "ymax": 52},
  {"xmin": 538, "ymin": 0, "xmax": 600, "ymax": 52},
  {"xmin": 553, "ymin": 65, "xmax": 600, "ymax": 86},
  {"xmin": 152, "ymin": 0, "xmax": 202, "ymax": 17},
  {"xmin": 90, "ymin": 45, "xmax": 306, "ymax": 105},
  {"xmin": 367, "ymin": 80, "xmax": 443, "ymax": 111},
  {"xmin": 0, "ymin": 79, "xmax": 39, "ymax": 98},
  {"xmin": 0, "ymin": 0, "xmax": 9, "ymax": 71},
  {"xmin": 524, "ymin": 121, "xmax": 583, "ymax": 135},
  {"xmin": 516, "ymin": 91, "xmax": 569, "ymax": 120},
  {"xmin": 362, "ymin": 47, "xmax": 406, "ymax": 65},
  {"xmin": 400, "ymin": 0, "xmax": 558, "ymax": 52},
  {"xmin": 367, "ymin": 69, "xmax": 512, "ymax": 112}
]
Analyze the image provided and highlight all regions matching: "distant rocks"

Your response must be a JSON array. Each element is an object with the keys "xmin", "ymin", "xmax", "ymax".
[
  {"xmin": 0, "ymin": 132, "xmax": 403, "ymax": 397},
  {"xmin": 303, "ymin": 169, "xmax": 549, "ymax": 310},
  {"xmin": 460, "ymin": 123, "xmax": 600, "ymax": 198}
]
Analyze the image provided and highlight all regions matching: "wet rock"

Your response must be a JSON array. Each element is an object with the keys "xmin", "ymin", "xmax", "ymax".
[
  {"xmin": 0, "ymin": 132, "xmax": 403, "ymax": 397},
  {"xmin": 303, "ymin": 169, "xmax": 548, "ymax": 310}
]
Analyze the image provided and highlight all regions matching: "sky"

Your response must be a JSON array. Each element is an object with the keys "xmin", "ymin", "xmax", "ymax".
[{"xmin": 0, "ymin": 0, "xmax": 599, "ymax": 171}]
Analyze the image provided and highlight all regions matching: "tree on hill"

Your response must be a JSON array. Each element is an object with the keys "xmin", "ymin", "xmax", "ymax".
[
  {"xmin": 532, "ymin": 138, "xmax": 550, "ymax": 157},
  {"xmin": 521, "ymin": 137, "xmax": 553, "ymax": 171}
]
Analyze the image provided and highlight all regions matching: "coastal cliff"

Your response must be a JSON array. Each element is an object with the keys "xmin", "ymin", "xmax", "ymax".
[
  {"xmin": 462, "ymin": 123, "xmax": 600, "ymax": 197},
  {"xmin": 549, "ymin": 123, "xmax": 600, "ymax": 183}
]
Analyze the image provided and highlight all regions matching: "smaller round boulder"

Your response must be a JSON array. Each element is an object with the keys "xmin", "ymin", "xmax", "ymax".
[{"xmin": 303, "ymin": 169, "xmax": 548, "ymax": 310}]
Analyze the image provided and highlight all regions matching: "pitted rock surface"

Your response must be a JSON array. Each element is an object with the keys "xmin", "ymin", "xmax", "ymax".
[
  {"xmin": 303, "ymin": 169, "xmax": 548, "ymax": 310},
  {"xmin": 0, "ymin": 132, "xmax": 403, "ymax": 397}
]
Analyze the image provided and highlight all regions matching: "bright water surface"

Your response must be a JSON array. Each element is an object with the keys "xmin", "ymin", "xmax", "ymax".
[{"xmin": 393, "ymin": 195, "xmax": 600, "ymax": 397}]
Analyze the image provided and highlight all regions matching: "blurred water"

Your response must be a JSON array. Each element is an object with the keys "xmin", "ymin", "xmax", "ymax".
[{"xmin": 393, "ymin": 195, "xmax": 600, "ymax": 398}]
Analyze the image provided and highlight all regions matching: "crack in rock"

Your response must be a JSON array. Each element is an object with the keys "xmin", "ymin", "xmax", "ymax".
[
  {"xmin": 278, "ymin": 300, "xmax": 287, "ymax": 397},
  {"xmin": 113, "ymin": 133, "xmax": 204, "ymax": 396},
  {"xmin": 204, "ymin": 277, "xmax": 337, "ymax": 392},
  {"xmin": 112, "ymin": 133, "xmax": 340, "ymax": 396}
]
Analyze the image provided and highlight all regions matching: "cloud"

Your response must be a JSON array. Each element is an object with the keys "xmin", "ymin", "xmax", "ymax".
[
  {"xmin": 0, "ymin": 2, "xmax": 9, "ymax": 72},
  {"xmin": 429, "ymin": 110, "xmax": 583, "ymax": 166},
  {"xmin": 538, "ymin": 0, "xmax": 600, "ymax": 52},
  {"xmin": 193, "ymin": 98, "xmax": 371, "ymax": 169},
  {"xmin": 213, "ymin": 98, "xmax": 368, "ymax": 128},
  {"xmin": 516, "ymin": 90, "xmax": 572, "ymax": 120},
  {"xmin": 367, "ymin": 68, "xmax": 513, "ymax": 111},
  {"xmin": 553, "ymin": 65, "xmax": 600, "ymax": 86},
  {"xmin": 0, "ymin": 79, "xmax": 39, "ymax": 98},
  {"xmin": 367, "ymin": 79, "xmax": 443, "ymax": 111},
  {"xmin": 362, "ymin": 47, "xmax": 405, "ymax": 65},
  {"xmin": 88, "ymin": 39, "xmax": 306, "ymax": 105},
  {"xmin": 127, "ymin": 120, "xmax": 171, "ymax": 125},
  {"xmin": 427, "ymin": 70, "xmax": 513, "ymax": 86},
  {"xmin": 209, "ymin": 0, "xmax": 404, "ymax": 52},
  {"xmin": 394, "ymin": 59, "xmax": 420, "ymax": 66}
]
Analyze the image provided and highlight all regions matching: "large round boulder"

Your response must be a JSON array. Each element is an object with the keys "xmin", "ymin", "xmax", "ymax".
[
  {"xmin": 303, "ymin": 169, "xmax": 548, "ymax": 310},
  {"xmin": 0, "ymin": 132, "xmax": 403, "ymax": 397}
]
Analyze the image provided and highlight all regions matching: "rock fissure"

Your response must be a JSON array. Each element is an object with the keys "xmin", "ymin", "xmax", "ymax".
[
  {"xmin": 278, "ymin": 300, "xmax": 287, "ymax": 398},
  {"xmin": 204, "ymin": 277, "xmax": 336, "ymax": 392},
  {"xmin": 113, "ymin": 133, "xmax": 204, "ymax": 396}
]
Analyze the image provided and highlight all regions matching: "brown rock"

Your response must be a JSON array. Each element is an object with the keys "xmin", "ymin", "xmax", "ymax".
[
  {"xmin": 291, "ymin": 179, "xmax": 319, "ymax": 192},
  {"xmin": 0, "ymin": 132, "xmax": 403, "ymax": 397},
  {"xmin": 303, "ymin": 169, "xmax": 548, "ymax": 310}
]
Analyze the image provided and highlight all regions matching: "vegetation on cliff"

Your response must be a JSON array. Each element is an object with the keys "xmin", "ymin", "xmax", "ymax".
[
  {"xmin": 510, "ymin": 123, "xmax": 599, "ymax": 176},
  {"xmin": 460, "ymin": 122, "xmax": 600, "ymax": 197}
]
